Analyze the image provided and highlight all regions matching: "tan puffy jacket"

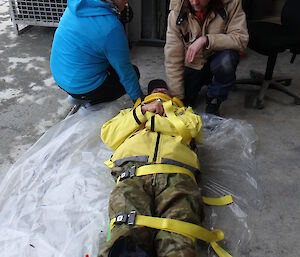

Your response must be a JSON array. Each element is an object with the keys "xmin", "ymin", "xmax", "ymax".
[{"xmin": 164, "ymin": 0, "xmax": 249, "ymax": 99}]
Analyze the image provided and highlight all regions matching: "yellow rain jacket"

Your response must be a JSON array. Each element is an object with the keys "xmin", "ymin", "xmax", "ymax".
[{"xmin": 101, "ymin": 101, "xmax": 202, "ymax": 173}]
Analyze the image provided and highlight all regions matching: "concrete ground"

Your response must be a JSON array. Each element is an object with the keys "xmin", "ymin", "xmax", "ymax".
[{"xmin": 1, "ymin": 1, "xmax": 300, "ymax": 256}]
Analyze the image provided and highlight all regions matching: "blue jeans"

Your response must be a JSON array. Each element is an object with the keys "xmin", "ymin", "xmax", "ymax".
[{"xmin": 184, "ymin": 49, "xmax": 240, "ymax": 106}]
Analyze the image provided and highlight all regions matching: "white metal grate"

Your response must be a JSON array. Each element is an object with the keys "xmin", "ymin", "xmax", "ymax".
[{"xmin": 8, "ymin": 0, "xmax": 67, "ymax": 34}]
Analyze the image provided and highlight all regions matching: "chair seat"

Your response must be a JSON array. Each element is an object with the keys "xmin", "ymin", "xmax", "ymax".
[{"xmin": 248, "ymin": 21, "xmax": 300, "ymax": 56}]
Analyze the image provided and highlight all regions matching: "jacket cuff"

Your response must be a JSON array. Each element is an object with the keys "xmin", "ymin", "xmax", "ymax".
[
  {"xmin": 206, "ymin": 34, "xmax": 211, "ymax": 50},
  {"xmin": 133, "ymin": 106, "xmax": 147, "ymax": 125}
]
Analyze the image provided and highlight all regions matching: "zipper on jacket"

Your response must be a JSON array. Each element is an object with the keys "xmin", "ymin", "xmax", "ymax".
[{"xmin": 153, "ymin": 132, "xmax": 161, "ymax": 162}]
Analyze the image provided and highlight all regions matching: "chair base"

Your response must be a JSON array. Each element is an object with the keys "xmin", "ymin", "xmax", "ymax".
[{"xmin": 236, "ymin": 70, "xmax": 300, "ymax": 109}]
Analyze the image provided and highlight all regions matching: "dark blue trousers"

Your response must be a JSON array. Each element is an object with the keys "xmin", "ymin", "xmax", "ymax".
[
  {"xmin": 184, "ymin": 49, "xmax": 240, "ymax": 106},
  {"xmin": 66, "ymin": 65, "xmax": 140, "ymax": 105}
]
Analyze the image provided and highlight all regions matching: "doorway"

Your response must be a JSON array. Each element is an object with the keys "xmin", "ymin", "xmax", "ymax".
[{"xmin": 141, "ymin": 0, "xmax": 170, "ymax": 42}]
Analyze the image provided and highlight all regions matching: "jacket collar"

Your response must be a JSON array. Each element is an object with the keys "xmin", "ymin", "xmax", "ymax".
[
  {"xmin": 170, "ymin": 0, "xmax": 230, "ymax": 11},
  {"xmin": 173, "ymin": 0, "xmax": 228, "ymax": 25}
]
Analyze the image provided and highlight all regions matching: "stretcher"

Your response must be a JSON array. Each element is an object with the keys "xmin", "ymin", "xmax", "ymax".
[{"xmin": 0, "ymin": 95, "xmax": 262, "ymax": 257}]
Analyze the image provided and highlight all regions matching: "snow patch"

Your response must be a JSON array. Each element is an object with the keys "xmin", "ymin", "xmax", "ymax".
[
  {"xmin": 56, "ymin": 98, "xmax": 69, "ymax": 117},
  {"xmin": 7, "ymin": 31, "xmax": 17, "ymax": 40},
  {"xmin": 5, "ymin": 43, "xmax": 18, "ymax": 49},
  {"xmin": 16, "ymin": 93, "xmax": 35, "ymax": 104},
  {"xmin": 0, "ymin": 19, "xmax": 13, "ymax": 34},
  {"xmin": 35, "ymin": 96, "xmax": 49, "ymax": 105},
  {"xmin": 25, "ymin": 63, "xmax": 48, "ymax": 75},
  {"xmin": 0, "ymin": 75, "xmax": 14, "ymax": 83},
  {"xmin": 43, "ymin": 77, "xmax": 55, "ymax": 87},
  {"xmin": 0, "ymin": 5, "xmax": 8, "ymax": 13},
  {"xmin": 34, "ymin": 118, "xmax": 56, "ymax": 135},
  {"xmin": 29, "ymin": 82, "xmax": 43, "ymax": 91},
  {"xmin": 8, "ymin": 57, "xmax": 46, "ymax": 71},
  {"xmin": 0, "ymin": 88, "xmax": 22, "ymax": 101},
  {"xmin": 8, "ymin": 142, "xmax": 33, "ymax": 162},
  {"xmin": 0, "ymin": 14, "xmax": 9, "ymax": 18}
]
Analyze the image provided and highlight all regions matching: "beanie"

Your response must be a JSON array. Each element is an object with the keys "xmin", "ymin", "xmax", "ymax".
[{"xmin": 147, "ymin": 79, "xmax": 168, "ymax": 95}]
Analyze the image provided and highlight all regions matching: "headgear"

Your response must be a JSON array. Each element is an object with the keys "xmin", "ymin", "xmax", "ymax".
[{"xmin": 147, "ymin": 79, "xmax": 168, "ymax": 95}]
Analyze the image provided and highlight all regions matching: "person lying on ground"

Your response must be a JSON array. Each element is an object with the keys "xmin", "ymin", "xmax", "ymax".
[{"xmin": 98, "ymin": 79, "xmax": 204, "ymax": 257}]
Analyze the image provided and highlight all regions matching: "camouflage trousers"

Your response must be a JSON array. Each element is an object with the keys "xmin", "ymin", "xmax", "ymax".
[{"xmin": 98, "ymin": 162, "xmax": 204, "ymax": 257}]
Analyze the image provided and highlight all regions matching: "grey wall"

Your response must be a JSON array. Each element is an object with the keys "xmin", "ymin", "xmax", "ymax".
[
  {"xmin": 128, "ymin": 0, "xmax": 169, "ymax": 42},
  {"xmin": 128, "ymin": 0, "xmax": 142, "ymax": 42},
  {"xmin": 129, "ymin": 0, "xmax": 286, "ymax": 42}
]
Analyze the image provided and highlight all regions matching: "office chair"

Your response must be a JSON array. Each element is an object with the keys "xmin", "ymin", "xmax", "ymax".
[{"xmin": 238, "ymin": 0, "xmax": 300, "ymax": 109}]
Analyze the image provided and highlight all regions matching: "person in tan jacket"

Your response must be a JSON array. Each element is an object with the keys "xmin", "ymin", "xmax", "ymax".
[{"xmin": 165, "ymin": 0, "xmax": 249, "ymax": 115}]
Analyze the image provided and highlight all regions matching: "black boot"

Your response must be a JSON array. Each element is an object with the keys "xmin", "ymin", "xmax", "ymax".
[{"xmin": 205, "ymin": 97, "xmax": 222, "ymax": 116}]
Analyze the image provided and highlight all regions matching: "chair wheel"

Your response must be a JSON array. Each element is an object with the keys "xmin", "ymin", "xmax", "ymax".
[
  {"xmin": 295, "ymin": 97, "xmax": 300, "ymax": 105},
  {"xmin": 256, "ymin": 99, "xmax": 265, "ymax": 109}
]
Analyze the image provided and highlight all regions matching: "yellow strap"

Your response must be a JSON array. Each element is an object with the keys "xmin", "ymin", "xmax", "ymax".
[
  {"xmin": 143, "ymin": 93, "xmax": 184, "ymax": 108},
  {"xmin": 116, "ymin": 164, "xmax": 196, "ymax": 184},
  {"xmin": 110, "ymin": 218, "xmax": 116, "ymax": 231},
  {"xmin": 172, "ymin": 97, "xmax": 184, "ymax": 107},
  {"xmin": 136, "ymin": 215, "xmax": 224, "ymax": 242},
  {"xmin": 116, "ymin": 176, "xmax": 121, "ymax": 184},
  {"xmin": 202, "ymin": 195, "xmax": 233, "ymax": 206},
  {"xmin": 110, "ymin": 214, "xmax": 232, "ymax": 257},
  {"xmin": 211, "ymin": 242, "xmax": 233, "ymax": 257},
  {"xmin": 163, "ymin": 100, "xmax": 191, "ymax": 144},
  {"xmin": 133, "ymin": 97, "xmax": 142, "ymax": 109},
  {"xmin": 104, "ymin": 159, "xmax": 114, "ymax": 169},
  {"xmin": 143, "ymin": 92, "xmax": 172, "ymax": 104},
  {"xmin": 134, "ymin": 94, "xmax": 183, "ymax": 109},
  {"xmin": 110, "ymin": 215, "xmax": 223, "ymax": 242}
]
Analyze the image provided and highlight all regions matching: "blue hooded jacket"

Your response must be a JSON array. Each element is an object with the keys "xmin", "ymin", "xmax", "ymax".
[{"xmin": 50, "ymin": 0, "xmax": 141, "ymax": 101}]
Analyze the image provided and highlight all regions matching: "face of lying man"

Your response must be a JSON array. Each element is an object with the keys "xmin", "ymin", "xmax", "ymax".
[{"xmin": 151, "ymin": 87, "xmax": 170, "ymax": 96}]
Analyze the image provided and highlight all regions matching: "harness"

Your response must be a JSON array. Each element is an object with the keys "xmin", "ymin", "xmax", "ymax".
[
  {"xmin": 136, "ymin": 93, "xmax": 193, "ymax": 144},
  {"xmin": 109, "ymin": 95, "xmax": 234, "ymax": 257},
  {"xmin": 116, "ymin": 163, "xmax": 233, "ymax": 205},
  {"xmin": 110, "ymin": 209, "xmax": 233, "ymax": 257},
  {"xmin": 117, "ymin": 164, "xmax": 197, "ymax": 184},
  {"xmin": 111, "ymin": 164, "xmax": 233, "ymax": 257}
]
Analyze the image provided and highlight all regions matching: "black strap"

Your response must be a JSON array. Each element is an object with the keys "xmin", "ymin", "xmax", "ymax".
[
  {"xmin": 150, "ymin": 116, "xmax": 155, "ymax": 132},
  {"xmin": 133, "ymin": 108, "xmax": 141, "ymax": 125},
  {"xmin": 153, "ymin": 133, "xmax": 161, "ymax": 162}
]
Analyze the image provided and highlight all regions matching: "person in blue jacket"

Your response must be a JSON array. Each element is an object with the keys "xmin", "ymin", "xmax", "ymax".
[{"xmin": 50, "ymin": 0, "xmax": 143, "ymax": 105}]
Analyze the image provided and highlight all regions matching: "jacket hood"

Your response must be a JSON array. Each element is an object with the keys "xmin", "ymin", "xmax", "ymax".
[{"xmin": 68, "ymin": 0, "xmax": 114, "ymax": 17}]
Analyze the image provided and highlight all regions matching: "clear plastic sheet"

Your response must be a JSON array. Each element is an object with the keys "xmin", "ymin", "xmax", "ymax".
[
  {"xmin": 0, "ymin": 97, "xmax": 262, "ymax": 257},
  {"xmin": 198, "ymin": 114, "xmax": 262, "ymax": 257}
]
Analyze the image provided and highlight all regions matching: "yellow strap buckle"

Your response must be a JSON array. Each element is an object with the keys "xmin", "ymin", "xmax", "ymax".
[{"xmin": 116, "ymin": 164, "xmax": 197, "ymax": 184}]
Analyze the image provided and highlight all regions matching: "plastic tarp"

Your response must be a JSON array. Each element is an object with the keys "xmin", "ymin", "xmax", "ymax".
[{"xmin": 0, "ymin": 97, "xmax": 262, "ymax": 257}]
